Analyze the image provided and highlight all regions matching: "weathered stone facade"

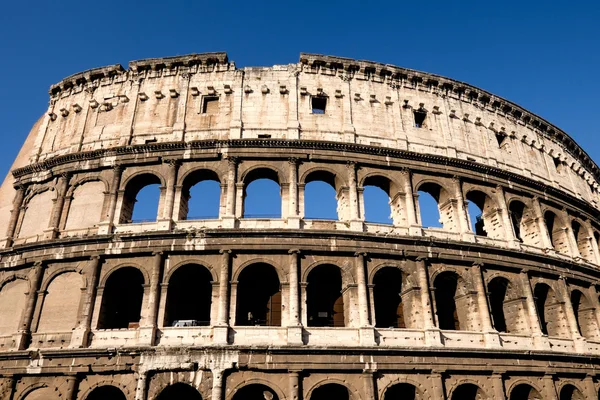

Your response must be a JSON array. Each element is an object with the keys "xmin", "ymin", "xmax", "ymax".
[{"xmin": 0, "ymin": 52, "xmax": 599, "ymax": 399}]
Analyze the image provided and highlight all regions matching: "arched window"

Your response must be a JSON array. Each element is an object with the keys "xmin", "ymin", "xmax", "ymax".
[
  {"xmin": 311, "ymin": 384, "xmax": 349, "ymax": 400},
  {"xmin": 179, "ymin": 169, "xmax": 221, "ymax": 220},
  {"xmin": 64, "ymin": 181, "xmax": 105, "ymax": 230},
  {"xmin": 487, "ymin": 277, "xmax": 528, "ymax": 334},
  {"xmin": 509, "ymin": 201, "xmax": 526, "ymax": 242},
  {"xmin": 416, "ymin": 183, "xmax": 448, "ymax": 229},
  {"xmin": 451, "ymin": 384, "xmax": 486, "ymax": 400},
  {"xmin": 164, "ymin": 265, "xmax": 213, "ymax": 327},
  {"xmin": 509, "ymin": 384, "xmax": 543, "ymax": 400},
  {"xmin": 235, "ymin": 263, "xmax": 281, "ymax": 326},
  {"xmin": 243, "ymin": 169, "xmax": 281, "ymax": 218},
  {"xmin": 86, "ymin": 385, "xmax": 127, "ymax": 400},
  {"xmin": 18, "ymin": 190, "xmax": 54, "ymax": 238},
  {"xmin": 156, "ymin": 383, "xmax": 203, "ymax": 400},
  {"xmin": 383, "ymin": 383, "xmax": 417, "ymax": 400},
  {"xmin": 465, "ymin": 191, "xmax": 488, "ymax": 236},
  {"xmin": 572, "ymin": 221, "xmax": 594, "ymax": 262},
  {"xmin": 307, "ymin": 265, "xmax": 344, "ymax": 327},
  {"xmin": 232, "ymin": 384, "xmax": 279, "ymax": 400},
  {"xmin": 0, "ymin": 279, "xmax": 28, "ymax": 335},
  {"xmin": 559, "ymin": 384, "xmax": 585, "ymax": 400},
  {"xmin": 120, "ymin": 174, "xmax": 162, "ymax": 223},
  {"xmin": 433, "ymin": 272, "xmax": 460, "ymax": 330},
  {"xmin": 20, "ymin": 387, "xmax": 55, "ymax": 400},
  {"xmin": 363, "ymin": 176, "xmax": 393, "ymax": 225},
  {"xmin": 37, "ymin": 272, "xmax": 82, "ymax": 333},
  {"xmin": 373, "ymin": 267, "xmax": 404, "ymax": 328},
  {"xmin": 534, "ymin": 283, "xmax": 569, "ymax": 338},
  {"xmin": 97, "ymin": 267, "xmax": 144, "ymax": 329},
  {"xmin": 544, "ymin": 211, "xmax": 571, "ymax": 254},
  {"xmin": 570, "ymin": 289, "xmax": 599, "ymax": 340},
  {"xmin": 304, "ymin": 171, "xmax": 338, "ymax": 220}
]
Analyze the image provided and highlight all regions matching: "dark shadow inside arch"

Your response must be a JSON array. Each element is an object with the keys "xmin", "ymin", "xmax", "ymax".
[
  {"xmin": 451, "ymin": 383, "xmax": 484, "ymax": 400},
  {"xmin": 307, "ymin": 265, "xmax": 344, "ymax": 327},
  {"xmin": 164, "ymin": 264, "xmax": 213, "ymax": 327},
  {"xmin": 544, "ymin": 211, "xmax": 557, "ymax": 247},
  {"xmin": 156, "ymin": 383, "xmax": 203, "ymax": 400},
  {"xmin": 311, "ymin": 383, "xmax": 349, "ymax": 400},
  {"xmin": 236, "ymin": 263, "xmax": 281, "ymax": 326},
  {"xmin": 533, "ymin": 283, "xmax": 550, "ymax": 335},
  {"xmin": 305, "ymin": 170, "xmax": 338, "ymax": 220},
  {"xmin": 363, "ymin": 175, "xmax": 393, "ymax": 224},
  {"xmin": 488, "ymin": 277, "xmax": 509, "ymax": 333},
  {"xmin": 86, "ymin": 385, "xmax": 127, "ymax": 400},
  {"xmin": 121, "ymin": 173, "xmax": 162, "ymax": 223},
  {"xmin": 509, "ymin": 200, "xmax": 526, "ymax": 242},
  {"xmin": 232, "ymin": 384, "xmax": 278, "ymax": 400},
  {"xmin": 97, "ymin": 267, "xmax": 144, "ymax": 329},
  {"xmin": 510, "ymin": 383, "xmax": 543, "ymax": 400},
  {"xmin": 180, "ymin": 169, "xmax": 221, "ymax": 220},
  {"xmin": 243, "ymin": 168, "xmax": 281, "ymax": 218},
  {"xmin": 384, "ymin": 383, "xmax": 416, "ymax": 400},
  {"xmin": 433, "ymin": 272, "xmax": 459, "ymax": 330},
  {"xmin": 373, "ymin": 267, "xmax": 404, "ymax": 328},
  {"xmin": 559, "ymin": 384, "xmax": 585, "ymax": 400}
]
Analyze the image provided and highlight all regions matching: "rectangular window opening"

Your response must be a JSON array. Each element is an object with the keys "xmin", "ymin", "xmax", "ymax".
[
  {"xmin": 258, "ymin": 134, "xmax": 272, "ymax": 139},
  {"xmin": 311, "ymin": 96, "xmax": 327, "ymax": 114},
  {"xmin": 202, "ymin": 96, "xmax": 219, "ymax": 114},
  {"xmin": 413, "ymin": 110, "xmax": 427, "ymax": 128}
]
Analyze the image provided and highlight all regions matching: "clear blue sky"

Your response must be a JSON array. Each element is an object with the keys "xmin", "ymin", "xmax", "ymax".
[{"xmin": 1, "ymin": 0, "xmax": 598, "ymax": 225}]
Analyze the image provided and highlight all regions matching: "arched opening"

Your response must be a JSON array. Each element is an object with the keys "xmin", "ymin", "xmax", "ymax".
[
  {"xmin": 307, "ymin": 265, "xmax": 345, "ymax": 327},
  {"xmin": 36, "ymin": 272, "xmax": 82, "ymax": 333},
  {"xmin": 363, "ymin": 176, "xmax": 393, "ymax": 225},
  {"xmin": 0, "ymin": 279, "xmax": 28, "ymax": 336},
  {"xmin": 384, "ymin": 383, "xmax": 417, "ymax": 400},
  {"xmin": 232, "ymin": 384, "xmax": 279, "ymax": 400},
  {"xmin": 373, "ymin": 267, "xmax": 404, "ymax": 328},
  {"xmin": 86, "ymin": 385, "xmax": 127, "ymax": 400},
  {"xmin": 559, "ymin": 384, "xmax": 585, "ymax": 400},
  {"xmin": 304, "ymin": 171, "xmax": 338, "ymax": 220},
  {"xmin": 509, "ymin": 200, "xmax": 541, "ymax": 246},
  {"xmin": 465, "ymin": 190, "xmax": 488, "ymax": 237},
  {"xmin": 544, "ymin": 211, "xmax": 570, "ymax": 254},
  {"xmin": 235, "ymin": 263, "xmax": 281, "ymax": 326},
  {"xmin": 97, "ymin": 267, "xmax": 144, "ymax": 329},
  {"xmin": 164, "ymin": 264, "xmax": 213, "ymax": 327},
  {"xmin": 509, "ymin": 384, "xmax": 543, "ymax": 400},
  {"xmin": 156, "ymin": 383, "xmax": 203, "ymax": 400},
  {"xmin": 18, "ymin": 190, "xmax": 54, "ymax": 238},
  {"xmin": 572, "ymin": 221, "xmax": 594, "ymax": 262},
  {"xmin": 509, "ymin": 201, "xmax": 525, "ymax": 242},
  {"xmin": 120, "ymin": 173, "xmax": 162, "ymax": 223},
  {"xmin": 534, "ymin": 283, "xmax": 569, "ymax": 338},
  {"xmin": 64, "ymin": 181, "xmax": 105, "ymax": 230},
  {"xmin": 488, "ymin": 276, "xmax": 529, "ymax": 334},
  {"xmin": 311, "ymin": 383, "xmax": 349, "ymax": 400},
  {"xmin": 243, "ymin": 168, "xmax": 281, "ymax": 218},
  {"xmin": 433, "ymin": 272, "xmax": 460, "ymax": 330},
  {"xmin": 416, "ymin": 182, "xmax": 449, "ymax": 230},
  {"xmin": 180, "ymin": 169, "xmax": 221, "ymax": 220},
  {"xmin": 571, "ymin": 289, "xmax": 599, "ymax": 340},
  {"xmin": 451, "ymin": 383, "xmax": 485, "ymax": 400},
  {"xmin": 21, "ymin": 387, "xmax": 55, "ymax": 400}
]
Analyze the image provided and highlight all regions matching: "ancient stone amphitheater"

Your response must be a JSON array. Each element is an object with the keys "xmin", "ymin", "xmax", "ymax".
[{"xmin": 0, "ymin": 52, "xmax": 599, "ymax": 400}]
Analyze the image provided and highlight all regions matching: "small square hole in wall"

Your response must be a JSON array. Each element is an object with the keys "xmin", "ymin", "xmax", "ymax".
[
  {"xmin": 202, "ymin": 96, "xmax": 219, "ymax": 114},
  {"xmin": 311, "ymin": 97, "xmax": 327, "ymax": 114},
  {"xmin": 413, "ymin": 110, "xmax": 427, "ymax": 128},
  {"xmin": 554, "ymin": 157, "xmax": 564, "ymax": 174}
]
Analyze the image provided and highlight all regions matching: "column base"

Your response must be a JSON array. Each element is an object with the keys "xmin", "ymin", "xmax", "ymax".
[
  {"xmin": 229, "ymin": 121, "xmax": 243, "ymax": 139},
  {"xmin": 138, "ymin": 326, "xmax": 157, "ymax": 346},
  {"xmin": 424, "ymin": 328, "xmax": 443, "ymax": 347},
  {"xmin": 408, "ymin": 226, "xmax": 423, "ymax": 236},
  {"xmin": 97, "ymin": 222, "xmax": 114, "ymax": 235},
  {"xmin": 221, "ymin": 216, "xmax": 236, "ymax": 229},
  {"xmin": 156, "ymin": 219, "xmax": 174, "ymax": 231},
  {"xmin": 350, "ymin": 220, "xmax": 364, "ymax": 232},
  {"xmin": 12, "ymin": 331, "xmax": 29, "ymax": 350},
  {"xmin": 532, "ymin": 334, "xmax": 551, "ymax": 351},
  {"xmin": 359, "ymin": 326, "xmax": 376, "ymax": 346},
  {"xmin": 287, "ymin": 122, "xmax": 300, "ymax": 140},
  {"xmin": 213, "ymin": 326, "xmax": 230, "ymax": 345},
  {"xmin": 287, "ymin": 326, "xmax": 304, "ymax": 345},
  {"xmin": 0, "ymin": 237, "xmax": 12, "ymax": 249},
  {"xmin": 574, "ymin": 337, "xmax": 588, "ymax": 353},
  {"xmin": 287, "ymin": 217, "xmax": 301, "ymax": 229},
  {"xmin": 484, "ymin": 331, "xmax": 502, "ymax": 349},
  {"xmin": 69, "ymin": 326, "xmax": 91, "ymax": 348},
  {"xmin": 461, "ymin": 232, "xmax": 476, "ymax": 242},
  {"xmin": 42, "ymin": 228, "xmax": 58, "ymax": 240}
]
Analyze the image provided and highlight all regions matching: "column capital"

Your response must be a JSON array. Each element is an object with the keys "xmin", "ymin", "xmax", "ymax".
[
  {"xmin": 354, "ymin": 251, "xmax": 368, "ymax": 258},
  {"xmin": 288, "ymin": 157, "xmax": 301, "ymax": 166},
  {"xmin": 220, "ymin": 249, "xmax": 232, "ymax": 255},
  {"xmin": 163, "ymin": 158, "xmax": 181, "ymax": 168},
  {"xmin": 112, "ymin": 163, "xmax": 124, "ymax": 173},
  {"xmin": 151, "ymin": 251, "xmax": 164, "ymax": 257},
  {"xmin": 90, "ymin": 255, "xmax": 102, "ymax": 261},
  {"xmin": 225, "ymin": 156, "xmax": 239, "ymax": 166},
  {"xmin": 472, "ymin": 261, "xmax": 485, "ymax": 268},
  {"xmin": 288, "ymin": 249, "xmax": 301, "ymax": 255}
]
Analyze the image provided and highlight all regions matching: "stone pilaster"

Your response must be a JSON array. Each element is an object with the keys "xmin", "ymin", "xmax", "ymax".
[
  {"xmin": 214, "ymin": 249, "xmax": 231, "ymax": 344},
  {"xmin": 70, "ymin": 255, "xmax": 102, "ymax": 348}
]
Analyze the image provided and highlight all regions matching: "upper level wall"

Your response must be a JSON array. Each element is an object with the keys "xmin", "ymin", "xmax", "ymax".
[{"xmin": 21, "ymin": 53, "xmax": 600, "ymax": 210}]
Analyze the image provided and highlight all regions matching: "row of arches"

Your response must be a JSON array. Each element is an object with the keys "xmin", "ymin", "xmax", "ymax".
[{"xmin": 19, "ymin": 381, "xmax": 591, "ymax": 400}]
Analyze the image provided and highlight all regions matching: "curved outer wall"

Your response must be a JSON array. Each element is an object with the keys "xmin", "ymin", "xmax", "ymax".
[{"xmin": 0, "ymin": 53, "xmax": 600, "ymax": 400}]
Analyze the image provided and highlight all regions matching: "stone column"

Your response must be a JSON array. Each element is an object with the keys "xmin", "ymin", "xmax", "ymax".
[
  {"xmin": 584, "ymin": 375, "xmax": 597, "ymax": 400},
  {"xmin": 362, "ymin": 371, "xmax": 376, "ymax": 400},
  {"xmin": 520, "ymin": 270, "xmax": 550, "ymax": 350},
  {"xmin": 472, "ymin": 264, "xmax": 500, "ymax": 348},
  {"xmin": 3, "ymin": 185, "xmax": 25, "ymax": 247},
  {"xmin": 162, "ymin": 159, "xmax": 180, "ymax": 221},
  {"xmin": 491, "ymin": 373, "xmax": 506, "ymax": 400},
  {"xmin": 543, "ymin": 375, "xmax": 559, "ymax": 400},
  {"xmin": 223, "ymin": 157, "xmax": 238, "ymax": 228},
  {"xmin": 211, "ymin": 368, "xmax": 224, "ymax": 400},
  {"xmin": 288, "ymin": 249, "xmax": 303, "ymax": 345},
  {"xmin": 70, "ymin": 256, "xmax": 102, "ymax": 348},
  {"xmin": 99, "ymin": 165, "xmax": 123, "ymax": 234},
  {"xmin": 347, "ymin": 162, "xmax": 364, "ymax": 231},
  {"xmin": 134, "ymin": 371, "xmax": 148, "ymax": 400},
  {"xmin": 587, "ymin": 286, "xmax": 600, "ymax": 337},
  {"xmin": 559, "ymin": 277, "xmax": 586, "ymax": 351},
  {"xmin": 287, "ymin": 158, "xmax": 301, "ymax": 228},
  {"xmin": 531, "ymin": 197, "xmax": 553, "ymax": 250},
  {"xmin": 139, "ymin": 252, "xmax": 163, "ymax": 345},
  {"xmin": 400, "ymin": 169, "xmax": 419, "ymax": 234},
  {"xmin": 355, "ymin": 253, "xmax": 375, "ymax": 345},
  {"xmin": 64, "ymin": 374, "xmax": 79, "ymax": 400},
  {"xmin": 14, "ymin": 261, "xmax": 44, "ymax": 349},
  {"xmin": 416, "ymin": 258, "xmax": 440, "ymax": 346},
  {"xmin": 585, "ymin": 221, "xmax": 600, "ymax": 265},
  {"xmin": 0, "ymin": 376, "xmax": 15, "ymax": 400},
  {"xmin": 214, "ymin": 249, "xmax": 231, "ymax": 344},
  {"xmin": 45, "ymin": 173, "xmax": 70, "ymax": 239},
  {"xmin": 430, "ymin": 372, "xmax": 446, "ymax": 400},
  {"xmin": 563, "ymin": 211, "xmax": 581, "ymax": 259},
  {"xmin": 452, "ymin": 177, "xmax": 471, "ymax": 238},
  {"xmin": 495, "ymin": 185, "xmax": 518, "ymax": 245},
  {"xmin": 288, "ymin": 371, "xmax": 300, "ymax": 400}
]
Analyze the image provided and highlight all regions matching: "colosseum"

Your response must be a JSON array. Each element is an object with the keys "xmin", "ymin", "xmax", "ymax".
[{"xmin": 0, "ymin": 52, "xmax": 599, "ymax": 400}]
